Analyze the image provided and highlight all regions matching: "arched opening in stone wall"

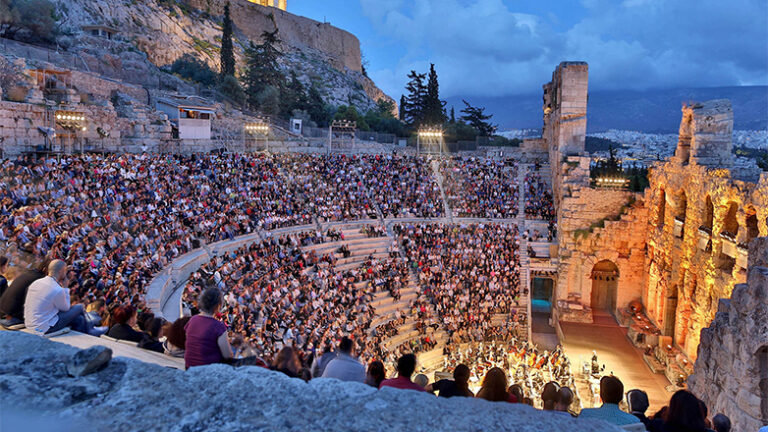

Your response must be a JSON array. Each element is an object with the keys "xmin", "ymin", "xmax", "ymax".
[
  {"xmin": 721, "ymin": 201, "xmax": 739, "ymax": 238},
  {"xmin": 674, "ymin": 191, "xmax": 687, "ymax": 238},
  {"xmin": 758, "ymin": 345, "xmax": 768, "ymax": 424},
  {"xmin": 746, "ymin": 206, "xmax": 759, "ymax": 243},
  {"xmin": 702, "ymin": 195, "xmax": 714, "ymax": 233},
  {"xmin": 663, "ymin": 284, "xmax": 678, "ymax": 338},
  {"xmin": 590, "ymin": 260, "xmax": 619, "ymax": 318},
  {"xmin": 657, "ymin": 188, "xmax": 666, "ymax": 227},
  {"xmin": 717, "ymin": 201, "xmax": 739, "ymax": 272}
]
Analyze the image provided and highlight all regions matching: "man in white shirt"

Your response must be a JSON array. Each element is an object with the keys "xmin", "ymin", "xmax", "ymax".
[{"xmin": 24, "ymin": 260, "xmax": 88, "ymax": 335}]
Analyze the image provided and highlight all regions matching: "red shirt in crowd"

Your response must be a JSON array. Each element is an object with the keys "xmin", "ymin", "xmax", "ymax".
[{"xmin": 379, "ymin": 376, "xmax": 426, "ymax": 392}]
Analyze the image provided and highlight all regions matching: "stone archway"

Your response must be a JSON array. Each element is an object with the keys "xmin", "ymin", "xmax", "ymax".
[{"xmin": 590, "ymin": 260, "xmax": 619, "ymax": 316}]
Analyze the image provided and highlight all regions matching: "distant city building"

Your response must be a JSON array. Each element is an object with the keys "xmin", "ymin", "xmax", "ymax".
[
  {"xmin": 247, "ymin": 0, "xmax": 287, "ymax": 11},
  {"xmin": 81, "ymin": 24, "xmax": 119, "ymax": 40}
]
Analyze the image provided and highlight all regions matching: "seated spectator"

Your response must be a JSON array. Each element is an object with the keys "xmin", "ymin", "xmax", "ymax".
[
  {"xmin": 580, "ymin": 376, "xmax": 642, "ymax": 426},
  {"xmin": 85, "ymin": 299, "xmax": 107, "ymax": 332},
  {"xmin": 427, "ymin": 364, "xmax": 474, "ymax": 398},
  {"xmin": 162, "ymin": 316, "xmax": 191, "ymax": 357},
  {"xmin": 24, "ymin": 260, "xmax": 92, "ymax": 335},
  {"xmin": 184, "ymin": 288, "xmax": 233, "ymax": 369},
  {"xmin": 662, "ymin": 390, "xmax": 715, "ymax": 432},
  {"xmin": 0, "ymin": 256, "xmax": 8, "ymax": 297},
  {"xmin": 628, "ymin": 389, "xmax": 662, "ymax": 431},
  {"xmin": 380, "ymin": 354, "xmax": 425, "ymax": 392},
  {"xmin": 107, "ymin": 305, "xmax": 147, "ymax": 343},
  {"xmin": 311, "ymin": 346, "xmax": 335, "ymax": 378},
  {"xmin": 555, "ymin": 387, "xmax": 575, "ymax": 416},
  {"xmin": 413, "ymin": 374, "xmax": 429, "ymax": 389},
  {"xmin": 711, "ymin": 414, "xmax": 730, "ymax": 432},
  {"xmin": 140, "ymin": 316, "xmax": 166, "ymax": 353},
  {"xmin": 508, "ymin": 384, "xmax": 524, "ymax": 404},
  {"xmin": 0, "ymin": 259, "xmax": 47, "ymax": 328},
  {"xmin": 321, "ymin": 337, "xmax": 366, "ymax": 383},
  {"xmin": 476, "ymin": 367, "xmax": 515, "ymax": 403},
  {"xmin": 271, "ymin": 346, "xmax": 302, "ymax": 379},
  {"xmin": 365, "ymin": 360, "xmax": 385, "ymax": 388},
  {"xmin": 541, "ymin": 381, "xmax": 559, "ymax": 410}
]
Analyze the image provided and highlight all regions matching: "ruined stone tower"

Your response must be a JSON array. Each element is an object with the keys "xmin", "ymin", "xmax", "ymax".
[
  {"xmin": 247, "ymin": 0, "xmax": 286, "ymax": 11},
  {"xmin": 673, "ymin": 99, "xmax": 733, "ymax": 169}
]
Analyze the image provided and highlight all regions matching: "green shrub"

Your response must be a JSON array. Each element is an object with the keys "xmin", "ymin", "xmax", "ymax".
[{"xmin": 167, "ymin": 54, "xmax": 217, "ymax": 86}]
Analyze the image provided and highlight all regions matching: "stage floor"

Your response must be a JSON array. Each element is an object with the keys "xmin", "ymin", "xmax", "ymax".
[{"xmin": 560, "ymin": 313, "xmax": 673, "ymax": 414}]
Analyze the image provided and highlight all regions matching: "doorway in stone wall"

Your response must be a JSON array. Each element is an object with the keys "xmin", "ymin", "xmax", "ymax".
[{"xmin": 590, "ymin": 260, "xmax": 619, "ymax": 321}]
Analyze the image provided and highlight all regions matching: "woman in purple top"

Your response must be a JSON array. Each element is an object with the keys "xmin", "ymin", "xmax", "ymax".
[{"xmin": 184, "ymin": 287, "xmax": 233, "ymax": 369}]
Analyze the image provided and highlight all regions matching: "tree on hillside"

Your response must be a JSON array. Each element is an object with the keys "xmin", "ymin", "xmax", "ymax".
[
  {"xmin": 280, "ymin": 71, "xmax": 309, "ymax": 117},
  {"xmin": 402, "ymin": 70, "xmax": 427, "ymax": 127},
  {"xmin": 399, "ymin": 95, "xmax": 406, "ymax": 120},
  {"xmin": 307, "ymin": 84, "xmax": 332, "ymax": 127},
  {"xmin": 0, "ymin": 0, "xmax": 58, "ymax": 44},
  {"xmin": 219, "ymin": 2, "xmax": 236, "ymax": 77},
  {"xmin": 460, "ymin": 100, "xmax": 497, "ymax": 136},
  {"xmin": 243, "ymin": 29, "xmax": 284, "ymax": 112},
  {"xmin": 422, "ymin": 64, "xmax": 446, "ymax": 125}
]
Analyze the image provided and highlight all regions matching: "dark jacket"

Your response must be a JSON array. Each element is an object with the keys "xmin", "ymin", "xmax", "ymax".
[
  {"xmin": 107, "ymin": 323, "xmax": 163, "ymax": 353},
  {"xmin": 0, "ymin": 269, "xmax": 44, "ymax": 320}
]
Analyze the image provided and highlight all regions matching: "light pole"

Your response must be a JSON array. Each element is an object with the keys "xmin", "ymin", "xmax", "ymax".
[
  {"xmin": 417, "ymin": 127, "xmax": 444, "ymax": 157},
  {"xmin": 244, "ymin": 119, "xmax": 270, "ymax": 153}
]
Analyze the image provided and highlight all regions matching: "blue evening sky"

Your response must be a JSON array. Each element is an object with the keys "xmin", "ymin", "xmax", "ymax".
[{"xmin": 289, "ymin": 0, "xmax": 768, "ymax": 100}]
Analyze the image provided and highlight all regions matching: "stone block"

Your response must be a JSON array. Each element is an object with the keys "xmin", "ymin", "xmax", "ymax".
[{"xmin": 67, "ymin": 345, "xmax": 112, "ymax": 377}]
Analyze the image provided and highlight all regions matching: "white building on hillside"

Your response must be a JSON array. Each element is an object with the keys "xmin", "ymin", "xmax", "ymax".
[{"xmin": 156, "ymin": 97, "xmax": 215, "ymax": 140}]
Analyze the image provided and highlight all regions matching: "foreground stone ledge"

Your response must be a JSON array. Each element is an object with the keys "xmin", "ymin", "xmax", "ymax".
[{"xmin": 0, "ymin": 332, "xmax": 621, "ymax": 432}]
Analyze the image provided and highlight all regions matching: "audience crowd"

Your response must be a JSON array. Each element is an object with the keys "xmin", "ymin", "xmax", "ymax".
[
  {"xmin": 394, "ymin": 223, "xmax": 527, "ymax": 343},
  {"xmin": 440, "ymin": 157, "xmax": 519, "ymax": 218}
]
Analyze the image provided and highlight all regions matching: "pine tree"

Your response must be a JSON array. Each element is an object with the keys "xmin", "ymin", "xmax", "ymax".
[
  {"xmin": 399, "ymin": 95, "xmax": 406, "ymax": 121},
  {"xmin": 219, "ymin": 2, "xmax": 236, "ymax": 77},
  {"xmin": 450, "ymin": 106, "xmax": 455, "ymax": 123},
  {"xmin": 280, "ymin": 70, "xmax": 308, "ymax": 117},
  {"xmin": 423, "ymin": 63, "xmax": 446, "ymax": 125},
  {"xmin": 243, "ymin": 29, "xmax": 284, "ymax": 110},
  {"xmin": 403, "ymin": 70, "xmax": 426, "ymax": 127},
  {"xmin": 460, "ymin": 99, "xmax": 497, "ymax": 136}
]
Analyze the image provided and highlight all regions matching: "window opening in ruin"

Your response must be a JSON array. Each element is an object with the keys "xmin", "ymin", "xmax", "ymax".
[
  {"xmin": 663, "ymin": 284, "xmax": 678, "ymax": 338},
  {"xmin": 657, "ymin": 189, "xmax": 666, "ymax": 227},
  {"xmin": 702, "ymin": 196, "xmax": 714, "ymax": 234},
  {"xmin": 746, "ymin": 206, "xmax": 759, "ymax": 244},
  {"xmin": 721, "ymin": 201, "xmax": 739, "ymax": 239},
  {"xmin": 674, "ymin": 191, "xmax": 687, "ymax": 238},
  {"xmin": 759, "ymin": 346, "xmax": 768, "ymax": 424}
]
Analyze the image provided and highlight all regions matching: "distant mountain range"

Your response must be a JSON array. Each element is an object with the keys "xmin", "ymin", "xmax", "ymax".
[{"xmin": 446, "ymin": 86, "xmax": 768, "ymax": 133}]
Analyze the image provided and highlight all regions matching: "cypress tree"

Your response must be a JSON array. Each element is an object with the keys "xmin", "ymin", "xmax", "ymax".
[
  {"xmin": 220, "ymin": 2, "xmax": 236, "ymax": 77},
  {"xmin": 423, "ymin": 63, "xmax": 446, "ymax": 125},
  {"xmin": 403, "ymin": 70, "xmax": 426, "ymax": 127}
]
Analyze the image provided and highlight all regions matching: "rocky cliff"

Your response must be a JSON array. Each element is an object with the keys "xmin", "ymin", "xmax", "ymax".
[
  {"xmin": 50, "ymin": 0, "xmax": 391, "ymax": 112},
  {"xmin": 0, "ymin": 332, "xmax": 621, "ymax": 431},
  {"xmin": 688, "ymin": 237, "xmax": 768, "ymax": 432}
]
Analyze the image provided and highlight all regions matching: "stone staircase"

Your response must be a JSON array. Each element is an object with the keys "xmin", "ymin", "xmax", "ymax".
[{"xmin": 430, "ymin": 159, "xmax": 453, "ymax": 221}]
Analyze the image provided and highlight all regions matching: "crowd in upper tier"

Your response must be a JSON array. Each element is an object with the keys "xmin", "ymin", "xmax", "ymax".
[{"xmin": 440, "ymin": 156, "xmax": 519, "ymax": 218}]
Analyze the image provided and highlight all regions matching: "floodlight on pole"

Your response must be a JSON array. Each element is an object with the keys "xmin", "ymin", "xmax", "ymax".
[
  {"xmin": 416, "ymin": 126, "xmax": 444, "ymax": 156},
  {"xmin": 329, "ymin": 120, "xmax": 357, "ymax": 154},
  {"xmin": 244, "ymin": 118, "xmax": 271, "ymax": 152}
]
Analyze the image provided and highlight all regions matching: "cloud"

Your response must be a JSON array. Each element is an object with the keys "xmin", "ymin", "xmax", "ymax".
[{"xmin": 360, "ymin": 0, "xmax": 768, "ymax": 98}]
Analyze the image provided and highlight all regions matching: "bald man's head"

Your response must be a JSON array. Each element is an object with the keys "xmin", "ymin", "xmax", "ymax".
[{"xmin": 48, "ymin": 259, "xmax": 67, "ymax": 282}]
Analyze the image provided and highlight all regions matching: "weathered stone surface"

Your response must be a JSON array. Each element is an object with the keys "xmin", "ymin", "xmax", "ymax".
[
  {"xmin": 0, "ymin": 332, "xmax": 621, "ymax": 431},
  {"xmin": 688, "ymin": 240, "xmax": 768, "ymax": 431},
  {"xmin": 67, "ymin": 346, "xmax": 113, "ymax": 377}
]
